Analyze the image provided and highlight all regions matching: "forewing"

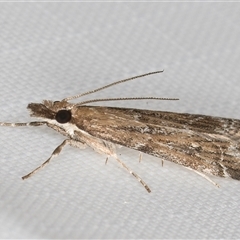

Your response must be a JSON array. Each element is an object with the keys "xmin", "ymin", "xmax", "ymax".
[{"xmin": 72, "ymin": 106, "xmax": 240, "ymax": 179}]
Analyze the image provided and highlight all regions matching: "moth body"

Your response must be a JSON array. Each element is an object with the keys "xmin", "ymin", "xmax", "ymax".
[{"xmin": 28, "ymin": 101, "xmax": 240, "ymax": 182}]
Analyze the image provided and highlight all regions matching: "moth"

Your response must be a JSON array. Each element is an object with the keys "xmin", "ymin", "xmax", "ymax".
[{"xmin": 1, "ymin": 71, "xmax": 240, "ymax": 192}]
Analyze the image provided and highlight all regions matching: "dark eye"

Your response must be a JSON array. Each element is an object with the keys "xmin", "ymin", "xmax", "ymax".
[{"xmin": 55, "ymin": 110, "xmax": 71, "ymax": 123}]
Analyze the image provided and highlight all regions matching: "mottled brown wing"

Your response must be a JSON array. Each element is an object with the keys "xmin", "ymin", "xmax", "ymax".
[{"xmin": 72, "ymin": 106, "xmax": 240, "ymax": 180}]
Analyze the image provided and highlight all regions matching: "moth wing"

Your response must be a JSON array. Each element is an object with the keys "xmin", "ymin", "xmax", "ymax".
[{"xmin": 73, "ymin": 106, "xmax": 240, "ymax": 179}]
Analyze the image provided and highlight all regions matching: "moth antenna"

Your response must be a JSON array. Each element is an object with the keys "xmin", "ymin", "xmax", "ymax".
[
  {"xmin": 75, "ymin": 97, "xmax": 179, "ymax": 106},
  {"xmin": 62, "ymin": 70, "xmax": 164, "ymax": 102}
]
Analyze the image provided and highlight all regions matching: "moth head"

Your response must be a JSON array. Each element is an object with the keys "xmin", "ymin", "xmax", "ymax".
[{"xmin": 27, "ymin": 100, "xmax": 75, "ymax": 124}]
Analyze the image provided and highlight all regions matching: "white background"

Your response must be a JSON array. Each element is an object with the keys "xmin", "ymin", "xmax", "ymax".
[{"xmin": 0, "ymin": 2, "xmax": 240, "ymax": 239}]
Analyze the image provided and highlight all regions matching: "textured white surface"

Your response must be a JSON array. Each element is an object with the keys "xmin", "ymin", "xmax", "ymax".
[{"xmin": 0, "ymin": 3, "xmax": 240, "ymax": 239}]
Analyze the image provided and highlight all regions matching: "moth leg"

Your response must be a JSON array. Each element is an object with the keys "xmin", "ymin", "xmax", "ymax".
[
  {"xmin": 74, "ymin": 132, "xmax": 151, "ymax": 192},
  {"xmin": 46, "ymin": 123, "xmax": 71, "ymax": 138},
  {"xmin": 115, "ymin": 157, "xmax": 151, "ymax": 193},
  {"xmin": 185, "ymin": 167, "xmax": 220, "ymax": 187},
  {"xmin": 138, "ymin": 153, "xmax": 142, "ymax": 163},
  {"xmin": 0, "ymin": 121, "xmax": 47, "ymax": 127},
  {"xmin": 22, "ymin": 139, "xmax": 86, "ymax": 180}
]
